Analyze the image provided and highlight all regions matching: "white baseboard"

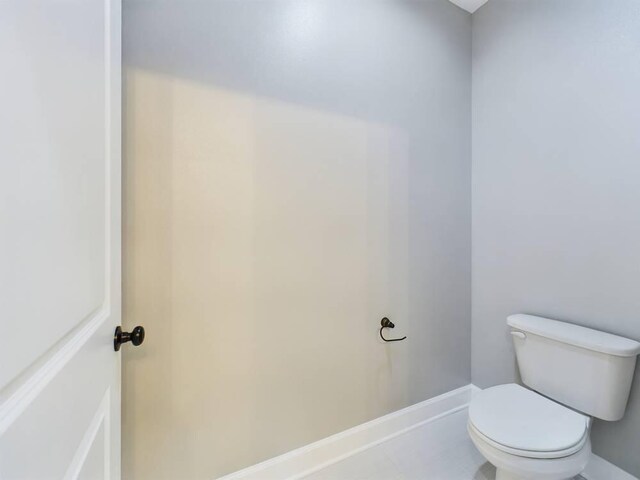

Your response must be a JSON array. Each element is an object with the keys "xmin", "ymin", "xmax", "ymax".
[
  {"xmin": 217, "ymin": 384, "xmax": 636, "ymax": 480},
  {"xmin": 217, "ymin": 383, "xmax": 478, "ymax": 480},
  {"xmin": 582, "ymin": 454, "xmax": 638, "ymax": 480}
]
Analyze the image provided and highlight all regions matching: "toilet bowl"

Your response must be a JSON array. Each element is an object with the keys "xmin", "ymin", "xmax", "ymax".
[
  {"xmin": 468, "ymin": 314, "xmax": 640, "ymax": 480},
  {"xmin": 468, "ymin": 384, "xmax": 591, "ymax": 480}
]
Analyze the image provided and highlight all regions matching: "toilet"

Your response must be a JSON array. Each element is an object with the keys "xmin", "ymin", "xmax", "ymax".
[{"xmin": 468, "ymin": 314, "xmax": 640, "ymax": 480}]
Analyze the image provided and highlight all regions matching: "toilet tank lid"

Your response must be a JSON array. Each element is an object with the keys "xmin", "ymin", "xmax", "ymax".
[{"xmin": 507, "ymin": 314, "xmax": 640, "ymax": 357}]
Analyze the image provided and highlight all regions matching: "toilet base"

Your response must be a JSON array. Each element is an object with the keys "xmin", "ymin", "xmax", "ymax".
[
  {"xmin": 495, "ymin": 468, "xmax": 521, "ymax": 480},
  {"xmin": 496, "ymin": 467, "xmax": 571, "ymax": 480}
]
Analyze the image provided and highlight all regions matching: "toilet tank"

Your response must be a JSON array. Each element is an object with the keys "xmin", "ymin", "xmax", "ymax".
[{"xmin": 508, "ymin": 314, "xmax": 640, "ymax": 421}]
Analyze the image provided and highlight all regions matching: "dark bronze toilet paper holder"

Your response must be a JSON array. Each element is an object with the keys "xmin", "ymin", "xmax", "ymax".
[{"xmin": 379, "ymin": 317, "xmax": 407, "ymax": 342}]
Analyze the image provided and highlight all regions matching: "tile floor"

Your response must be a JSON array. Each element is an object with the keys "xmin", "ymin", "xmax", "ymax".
[{"xmin": 302, "ymin": 409, "xmax": 586, "ymax": 480}]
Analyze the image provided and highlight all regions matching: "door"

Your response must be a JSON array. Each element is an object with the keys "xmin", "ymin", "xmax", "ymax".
[{"xmin": 0, "ymin": 1, "xmax": 123, "ymax": 479}]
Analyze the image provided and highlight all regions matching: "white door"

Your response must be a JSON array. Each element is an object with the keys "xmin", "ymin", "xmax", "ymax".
[{"xmin": 0, "ymin": 1, "xmax": 124, "ymax": 479}]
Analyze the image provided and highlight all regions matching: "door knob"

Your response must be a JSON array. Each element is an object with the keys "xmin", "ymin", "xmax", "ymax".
[{"xmin": 114, "ymin": 326, "xmax": 145, "ymax": 351}]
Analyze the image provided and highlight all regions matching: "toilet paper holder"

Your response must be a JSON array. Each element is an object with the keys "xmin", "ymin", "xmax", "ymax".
[{"xmin": 379, "ymin": 317, "xmax": 407, "ymax": 343}]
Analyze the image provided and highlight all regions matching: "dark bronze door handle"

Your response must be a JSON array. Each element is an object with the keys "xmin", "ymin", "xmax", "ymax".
[{"xmin": 114, "ymin": 326, "xmax": 145, "ymax": 351}]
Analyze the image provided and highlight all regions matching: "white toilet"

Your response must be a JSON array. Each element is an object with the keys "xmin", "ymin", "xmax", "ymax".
[{"xmin": 468, "ymin": 314, "xmax": 640, "ymax": 480}]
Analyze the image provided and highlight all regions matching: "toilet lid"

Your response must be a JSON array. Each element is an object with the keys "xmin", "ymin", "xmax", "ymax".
[{"xmin": 469, "ymin": 384, "xmax": 589, "ymax": 456}]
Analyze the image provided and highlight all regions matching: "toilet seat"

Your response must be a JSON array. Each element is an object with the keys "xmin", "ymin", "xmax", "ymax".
[
  {"xmin": 469, "ymin": 384, "xmax": 590, "ymax": 459},
  {"xmin": 468, "ymin": 422, "xmax": 591, "ymax": 480}
]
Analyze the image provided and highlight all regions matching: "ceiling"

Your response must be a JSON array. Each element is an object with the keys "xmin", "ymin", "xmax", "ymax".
[{"xmin": 448, "ymin": 0, "xmax": 488, "ymax": 13}]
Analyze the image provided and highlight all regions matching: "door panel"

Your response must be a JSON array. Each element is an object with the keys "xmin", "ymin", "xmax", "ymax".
[
  {"xmin": 0, "ymin": 0, "xmax": 108, "ymax": 392},
  {"xmin": 0, "ymin": 1, "xmax": 121, "ymax": 479},
  {"xmin": 76, "ymin": 422, "xmax": 107, "ymax": 480},
  {"xmin": 0, "ymin": 322, "xmax": 115, "ymax": 479}
]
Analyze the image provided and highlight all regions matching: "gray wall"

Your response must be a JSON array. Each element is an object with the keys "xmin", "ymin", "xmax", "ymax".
[
  {"xmin": 122, "ymin": 1, "xmax": 471, "ymax": 478},
  {"xmin": 472, "ymin": 0, "xmax": 640, "ymax": 475}
]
